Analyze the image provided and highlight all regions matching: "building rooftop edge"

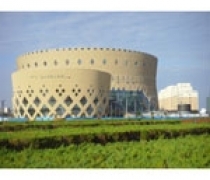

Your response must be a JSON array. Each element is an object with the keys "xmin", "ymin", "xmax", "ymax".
[{"xmin": 17, "ymin": 47, "xmax": 157, "ymax": 60}]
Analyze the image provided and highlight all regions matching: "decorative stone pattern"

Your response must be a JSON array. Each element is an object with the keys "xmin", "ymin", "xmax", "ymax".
[
  {"xmin": 12, "ymin": 47, "xmax": 158, "ymax": 119},
  {"xmin": 12, "ymin": 69, "xmax": 111, "ymax": 119}
]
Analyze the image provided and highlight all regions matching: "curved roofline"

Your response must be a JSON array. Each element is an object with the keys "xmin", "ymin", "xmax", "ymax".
[{"xmin": 18, "ymin": 47, "xmax": 157, "ymax": 60}]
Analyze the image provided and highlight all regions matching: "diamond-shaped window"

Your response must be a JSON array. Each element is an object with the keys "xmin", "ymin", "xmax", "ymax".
[
  {"xmin": 72, "ymin": 104, "xmax": 81, "ymax": 116},
  {"xmin": 64, "ymin": 96, "xmax": 73, "ymax": 106},
  {"xmin": 28, "ymin": 105, "xmax": 35, "ymax": 116},
  {"xmin": 87, "ymin": 105, "xmax": 94, "ymax": 115},
  {"xmin": 22, "ymin": 97, "xmax": 28, "ymax": 106},
  {"xmin": 80, "ymin": 96, "xmax": 87, "ymax": 106},
  {"xmin": 48, "ymin": 96, "xmax": 56, "ymax": 107},
  {"xmin": 41, "ymin": 105, "xmax": 50, "ymax": 116},
  {"xmin": 19, "ymin": 107, "xmax": 24, "ymax": 116},
  {"xmin": 34, "ymin": 97, "xmax": 41, "ymax": 107},
  {"xmin": 56, "ymin": 105, "xmax": 66, "ymax": 116},
  {"xmin": 93, "ymin": 97, "xmax": 99, "ymax": 105}
]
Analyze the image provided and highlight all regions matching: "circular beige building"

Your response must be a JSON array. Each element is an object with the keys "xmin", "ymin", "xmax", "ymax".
[{"xmin": 12, "ymin": 47, "xmax": 158, "ymax": 120}]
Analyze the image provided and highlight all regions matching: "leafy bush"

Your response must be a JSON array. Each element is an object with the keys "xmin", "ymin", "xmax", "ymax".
[
  {"xmin": 1, "ymin": 134, "xmax": 209, "ymax": 168},
  {"xmin": 0, "ymin": 122, "xmax": 210, "ymax": 150},
  {"xmin": 0, "ymin": 119, "xmax": 183, "ymax": 132}
]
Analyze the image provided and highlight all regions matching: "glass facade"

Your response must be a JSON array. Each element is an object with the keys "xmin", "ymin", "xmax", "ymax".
[{"xmin": 108, "ymin": 89, "xmax": 156, "ymax": 117}]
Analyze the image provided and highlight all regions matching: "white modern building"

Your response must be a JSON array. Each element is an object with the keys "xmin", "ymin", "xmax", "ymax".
[{"xmin": 158, "ymin": 83, "xmax": 199, "ymax": 112}]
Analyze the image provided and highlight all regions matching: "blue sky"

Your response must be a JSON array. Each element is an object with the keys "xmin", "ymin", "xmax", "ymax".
[{"xmin": 0, "ymin": 12, "xmax": 209, "ymax": 109}]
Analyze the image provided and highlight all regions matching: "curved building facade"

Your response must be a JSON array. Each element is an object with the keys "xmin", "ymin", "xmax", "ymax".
[{"xmin": 12, "ymin": 47, "xmax": 158, "ymax": 120}]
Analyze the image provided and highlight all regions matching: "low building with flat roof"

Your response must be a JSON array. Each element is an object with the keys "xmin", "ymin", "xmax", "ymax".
[{"xmin": 158, "ymin": 83, "xmax": 199, "ymax": 112}]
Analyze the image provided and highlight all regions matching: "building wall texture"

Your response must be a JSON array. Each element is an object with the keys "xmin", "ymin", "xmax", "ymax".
[
  {"xmin": 12, "ymin": 47, "xmax": 158, "ymax": 119},
  {"xmin": 158, "ymin": 83, "xmax": 199, "ymax": 112}
]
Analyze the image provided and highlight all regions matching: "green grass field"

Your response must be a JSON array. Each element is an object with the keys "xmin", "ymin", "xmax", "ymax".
[{"xmin": 0, "ymin": 119, "xmax": 210, "ymax": 168}]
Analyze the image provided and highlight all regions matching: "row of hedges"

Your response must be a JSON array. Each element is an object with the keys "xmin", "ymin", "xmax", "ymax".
[
  {"xmin": 0, "ymin": 119, "xmax": 182, "ymax": 132},
  {"xmin": 1, "ymin": 126, "xmax": 209, "ymax": 151},
  {"xmin": 182, "ymin": 117, "xmax": 210, "ymax": 124}
]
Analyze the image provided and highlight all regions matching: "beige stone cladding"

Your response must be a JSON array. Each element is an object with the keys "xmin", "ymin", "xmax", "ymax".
[
  {"xmin": 16, "ymin": 47, "xmax": 158, "ymax": 108},
  {"xmin": 159, "ymin": 96, "xmax": 198, "ymax": 111},
  {"xmin": 12, "ymin": 69, "xmax": 111, "ymax": 119}
]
